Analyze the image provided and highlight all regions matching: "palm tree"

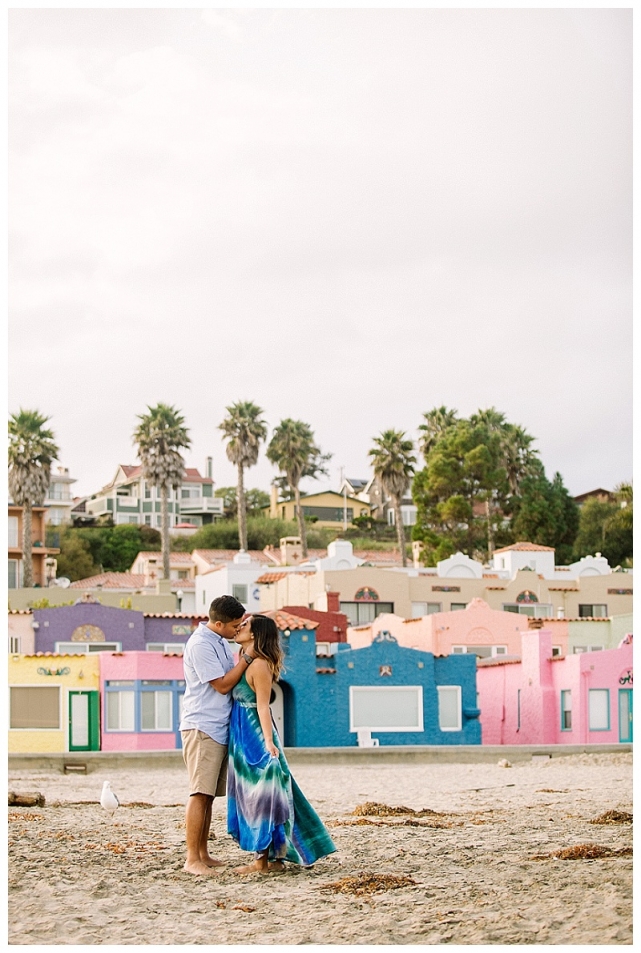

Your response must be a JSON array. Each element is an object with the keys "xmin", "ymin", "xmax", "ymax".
[
  {"xmin": 219, "ymin": 401, "xmax": 268, "ymax": 551},
  {"xmin": 418, "ymin": 406, "xmax": 458, "ymax": 461},
  {"xmin": 500, "ymin": 424, "xmax": 538, "ymax": 495},
  {"xmin": 8, "ymin": 409, "xmax": 59, "ymax": 588},
  {"xmin": 369, "ymin": 429, "xmax": 416, "ymax": 567},
  {"xmin": 266, "ymin": 419, "xmax": 331, "ymax": 558},
  {"xmin": 133, "ymin": 403, "xmax": 191, "ymax": 581}
]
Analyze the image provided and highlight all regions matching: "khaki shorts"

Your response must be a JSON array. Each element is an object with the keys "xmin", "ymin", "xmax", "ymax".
[{"xmin": 181, "ymin": 730, "xmax": 228, "ymax": 798}]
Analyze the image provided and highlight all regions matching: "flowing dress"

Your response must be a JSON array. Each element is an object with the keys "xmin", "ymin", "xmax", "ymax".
[{"xmin": 227, "ymin": 672, "xmax": 336, "ymax": 866}]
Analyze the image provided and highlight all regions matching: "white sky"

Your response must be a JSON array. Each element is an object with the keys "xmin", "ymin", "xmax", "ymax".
[{"xmin": 8, "ymin": 6, "xmax": 632, "ymax": 500}]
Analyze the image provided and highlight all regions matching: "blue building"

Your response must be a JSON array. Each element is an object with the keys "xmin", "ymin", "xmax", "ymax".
[{"xmin": 270, "ymin": 612, "xmax": 481, "ymax": 747}]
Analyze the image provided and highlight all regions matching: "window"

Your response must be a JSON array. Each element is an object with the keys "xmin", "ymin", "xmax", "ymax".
[
  {"xmin": 350, "ymin": 686, "xmax": 423, "ymax": 732},
  {"xmin": 437, "ymin": 686, "xmax": 462, "ymax": 731},
  {"xmin": 411, "ymin": 602, "xmax": 441, "ymax": 618},
  {"xmin": 9, "ymin": 635, "xmax": 21, "ymax": 653},
  {"xmin": 145, "ymin": 485, "xmax": 152, "ymax": 499},
  {"xmin": 8, "ymin": 516, "xmax": 19, "ymax": 548},
  {"xmin": 560, "ymin": 690, "xmax": 572, "ymax": 730},
  {"xmin": 8, "ymin": 559, "xmax": 20, "ymax": 589},
  {"xmin": 105, "ymin": 684, "xmax": 135, "ymax": 731},
  {"xmin": 340, "ymin": 602, "xmax": 394, "ymax": 626},
  {"xmin": 316, "ymin": 642, "xmax": 337, "ymax": 657},
  {"xmin": 503, "ymin": 603, "xmax": 553, "ymax": 618},
  {"xmin": 552, "ymin": 646, "xmax": 562, "ymax": 657},
  {"xmin": 146, "ymin": 643, "xmax": 185, "ymax": 655},
  {"xmin": 144, "ymin": 515, "xmax": 152, "ymax": 525},
  {"xmin": 301, "ymin": 505, "xmax": 354, "ymax": 522},
  {"xmin": 141, "ymin": 686, "xmax": 173, "ymax": 731},
  {"xmin": 55, "ymin": 642, "xmax": 121, "ymax": 654},
  {"xmin": 11, "ymin": 687, "xmax": 60, "ymax": 729},
  {"xmin": 573, "ymin": 646, "xmax": 587, "ymax": 654},
  {"xmin": 578, "ymin": 604, "xmax": 607, "ymax": 618},
  {"xmin": 232, "ymin": 584, "xmax": 248, "ymax": 604},
  {"xmin": 450, "ymin": 603, "xmax": 467, "ymax": 611},
  {"xmin": 588, "ymin": 689, "xmax": 610, "ymax": 731},
  {"xmin": 452, "ymin": 645, "xmax": 505, "ymax": 658},
  {"xmin": 177, "ymin": 570, "xmax": 189, "ymax": 579}
]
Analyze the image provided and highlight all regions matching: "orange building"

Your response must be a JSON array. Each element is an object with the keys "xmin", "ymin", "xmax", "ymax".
[{"xmin": 8, "ymin": 505, "xmax": 60, "ymax": 589}]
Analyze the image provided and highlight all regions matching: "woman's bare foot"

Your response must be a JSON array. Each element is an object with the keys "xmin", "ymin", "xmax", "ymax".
[
  {"xmin": 183, "ymin": 860, "xmax": 224, "ymax": 876},
  {"xmin": 232, "ymin": 858, "xmax": 269, "ymax": 875}
]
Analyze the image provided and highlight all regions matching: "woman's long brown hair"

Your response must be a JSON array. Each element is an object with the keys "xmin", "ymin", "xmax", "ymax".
[{"xmin": 250, "ymin": 615, "xmax": 285, "ymax": 680}]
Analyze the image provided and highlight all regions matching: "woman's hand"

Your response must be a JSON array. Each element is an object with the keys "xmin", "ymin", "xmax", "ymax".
[{"xmin": 266, "ymin": 740, "xmax": 279, "ymax": 759}]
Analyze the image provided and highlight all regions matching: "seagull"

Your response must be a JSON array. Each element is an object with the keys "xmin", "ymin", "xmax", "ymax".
[{"xmin": 100, "ymin": 781, "xmax": 120, "ymax": 821}]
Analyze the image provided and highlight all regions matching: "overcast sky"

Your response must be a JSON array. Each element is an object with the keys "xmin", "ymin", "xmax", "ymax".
[{"xmin": 8, "ymin": 7, "xmax": 632, "ymax": 500}]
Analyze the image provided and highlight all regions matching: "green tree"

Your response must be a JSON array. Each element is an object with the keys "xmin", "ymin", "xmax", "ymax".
[
  {"xmin": 510, "ymin": 466, "xmax": 579, "ymax": 564},
  {"xmin": 214, "ymin": 486, "xmax": 271, "ymax": 520},
  {"xmin": 572, "ymin": 484, "xmax": 633, "ymax": 567},
  {"xmin": 55, "ymin": 529, "xmax": 98, "ymax": 582},
  {"xmin": 8, "ymin": 409, "xmax": 59, "ymax": 587},
  {"xmin": 369, "ymin": 429, "xmax": 416, "ymax": 567},
  {"xmin": 219, "ymin": 401, "xmax": 268, "ymax": 551},
  {"xmin": 133, "ymin": 403, "xmax": 191, "ymax": 580},
  {"xmin": 100, "ymin": 524, "xmax": 154, "ymax": 573},
  {"xmin": 412, "ymin": 418, "xmax": 510, "ymax": 564},
  {"xmin": 266, "ymin": 419, "xmax": 331, "ymax": 558},
  {"xmin": 418, "ymin": 406, "xmax": 458, "ymax": 461}
]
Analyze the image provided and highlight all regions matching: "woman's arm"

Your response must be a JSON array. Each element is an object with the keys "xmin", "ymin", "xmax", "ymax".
[{"xmin": 250, "ymin": 660, "xmax": 279, "ymax": 758}]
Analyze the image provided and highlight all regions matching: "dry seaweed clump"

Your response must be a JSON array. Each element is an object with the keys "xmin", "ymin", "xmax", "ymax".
[
  {"xmin": 532, "ymin": 843, "xmax": 633, "ymax": 860},
  {"xmin": 352, "ymin": 801, "xmax": 439, "ymax": 817},
  {"xmin": 589, "ymin": 810, "xmax": 632, "ymax": 825},
  {"xmin": 320, "ymin": 872, "xmax": 418, "ymax": 896}
]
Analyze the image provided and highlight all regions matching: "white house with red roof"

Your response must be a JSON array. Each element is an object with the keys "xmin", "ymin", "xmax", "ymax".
[{"xmin": 84, "ymin": 464, "xmax": 223, "ymax": 529}]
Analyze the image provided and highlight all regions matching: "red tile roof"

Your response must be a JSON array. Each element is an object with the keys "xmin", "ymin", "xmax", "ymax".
[
  {"xmin": 70, "ymin": 573, "xmax": 148, "ymax": 589},
  {"xmin": 256, "ymin": 572, "xmax": 288, "ymax": 584},
  {"xmin": 263, "ymin": 609, "xmax": 319, "ymax": 631},
  {"xmin": 493, "ymin": 542, "xmax": 555, "ymax": 554},
  {"xmin": 136, "ymin": 551, "xmax": 195, "ymax": 564},
  {"xmin": 117, "ymin": 465, "xmax": 212, "ymax": 485}
]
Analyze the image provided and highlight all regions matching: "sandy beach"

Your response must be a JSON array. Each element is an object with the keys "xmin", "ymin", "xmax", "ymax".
[{"xmin": 8, "ymin": 750, "xmax": 632, "ymax": 945}]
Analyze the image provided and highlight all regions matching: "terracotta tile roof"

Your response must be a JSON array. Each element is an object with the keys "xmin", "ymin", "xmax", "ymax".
[
  {"xmin": 547, "ymin": 586, "xmax": 579, "ymax": 591},
  {"xmin": 192, "ymin": 549, "xmax": 267, "ymax": 564},
  {"xmin": 476, "ymin": 656, "xmax": 522, "ymax": 667},
  {"xmin": 402, "ymin": 617, "xmax": 424, "ymax": 624},
  {"xmin": 316, "ymin": 668, "xmax": 336, "ymax": 674},
  {"xmin": 493, "ymin": 542, "xmax": 555, "ymax": 554},
  {"xmin": 23, "ymin": 652, "xmax": 93, "ymax": 658},
  {"xmin": 263, "ymin": 609, "xmax": 319, "ymax": 631},
  {"xmin": 70, "ymin": 573, "xmax": 149, "ymax": 589},
  {"xmin": 136, "ymin": 551, "xmax": 195, "ymax": 564},
  {"xmin": 485, "ymin": 586, "xmax": 507, "ymax": 590},
  {"xmin": 117, "ymin": 465, "xmax": 212, "ymax": 485},
  {"xmin": 483, "ymin": 573, "xmax": 499, "ymax": 578},
  {"xmin": 144, "ymin": 612, "xmax": 207, "ymax": 619},
  {"xmin": 171, "ymin": 580, "xmax": 194, "ymax": 589},
  {"xmin": 9, "ymin": 609, "xmax": 32, "ymax": 614},
  {"xmin": 353, "ymin": 549, "xmax": 404, "ymax": 565},
  {"xmin": 256, "ymin": 572, "xmax": 288, "ymax": 584}
]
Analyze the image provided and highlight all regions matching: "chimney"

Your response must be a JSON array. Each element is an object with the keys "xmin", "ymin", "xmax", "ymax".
[
  {"xmin": 270, "ymin": 484, "xmax": 279, "ymax": 519},
  {"xmin": 326, "ymin": 591, "xmax": 340, "ymax": 612},
  {"xmin": 206, "ymin": 457, "xmax": 213, "ymax": 480}
]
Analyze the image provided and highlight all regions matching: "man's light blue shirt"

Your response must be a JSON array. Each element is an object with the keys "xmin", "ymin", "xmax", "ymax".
[{"xmin": 179, "ymin": 622, "xmax": 235, "ymax": 744}]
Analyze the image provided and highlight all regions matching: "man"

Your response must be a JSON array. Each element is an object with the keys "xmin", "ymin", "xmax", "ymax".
[{"xmin": 180, "ymin": 594, "xmax": 256, "ymax": 876}]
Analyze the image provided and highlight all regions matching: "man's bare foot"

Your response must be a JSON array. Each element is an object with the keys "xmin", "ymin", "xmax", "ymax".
[
  {"xmin": 183, "ymin": 860, "xmax": 224, "ymax": 876},
  {"xmin": 200, "ymin": 855, "xmax": 225, "ymax": 868},
  {"xmin": 268, "ymin": 860, "xmax": 286, "ymax": 872}
]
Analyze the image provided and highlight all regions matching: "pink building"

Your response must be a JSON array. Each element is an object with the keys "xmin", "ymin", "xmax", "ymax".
[
  {"xmin": 99, "ymin": 652, "xmax": 185, "ymax": 751},
  {"xmin": 347, "ymin": 598, "xmax": 566, "ymax": 659},
  {"xmin": 476, "ymin": 630, "xmax": 633, "ymax": 745}
]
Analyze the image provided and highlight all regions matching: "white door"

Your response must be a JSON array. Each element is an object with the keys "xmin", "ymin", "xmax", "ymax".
[
  {"xmin": 70, "ymin": 692, "xmax": 89, "ymax": 748},
  {"xmin": 270, "ymin": 683, "xmax": 285, "ymax": 742}
]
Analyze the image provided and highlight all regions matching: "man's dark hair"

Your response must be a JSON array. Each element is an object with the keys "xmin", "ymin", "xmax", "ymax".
[{"xmin": 209, "ymin": 595, "xmax": 245, "ymax": 624}]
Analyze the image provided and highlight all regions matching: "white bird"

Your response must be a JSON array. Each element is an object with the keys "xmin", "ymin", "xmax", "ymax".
[{"xmin": 100, "ymin": 781, "xmax": 120, "ymax": 820}]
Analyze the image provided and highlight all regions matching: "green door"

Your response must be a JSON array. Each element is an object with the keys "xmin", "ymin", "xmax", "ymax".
[
  {"xmin": 68, "ymin": 691, "xmax": 100, "ymax": 751},
  {"xmin": 618, "ymin": 689, "xmax": 633, "ymax": 743}
]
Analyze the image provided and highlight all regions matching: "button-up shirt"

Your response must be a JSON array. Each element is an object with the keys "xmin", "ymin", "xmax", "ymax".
[{"xmin": 179, "ymin": 622, "xmax": 235, "ymax": 744}]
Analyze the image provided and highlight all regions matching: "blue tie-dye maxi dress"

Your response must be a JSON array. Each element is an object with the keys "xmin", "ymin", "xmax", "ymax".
[{"xmin": 227, "ymin": 673, "xmax": 336, "ymax": 865}]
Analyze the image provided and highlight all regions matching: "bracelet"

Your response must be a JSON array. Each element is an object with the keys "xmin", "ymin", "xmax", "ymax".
[{"xmin": 241, "ymin": 652, "xmax": 254, "ymax": 665}]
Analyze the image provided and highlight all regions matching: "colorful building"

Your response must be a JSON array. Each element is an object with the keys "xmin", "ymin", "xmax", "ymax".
[
  {"xmin": 99, "ymin": 652, "xmax": 185, "ymax": 751},
  {"xmin": 476, "ymin": 630, "xmax": 633, "ymax": 745},
  {"xmin": 263, "ymin": 611, "xmax": 480, "ymax": 747},
  {"xmin": 346, "ymin": 598, "xmax": 554, "ymax": 658},
  {"xmin": 9, "ymin": 653, "xmax": 101, "ymax": 753}
]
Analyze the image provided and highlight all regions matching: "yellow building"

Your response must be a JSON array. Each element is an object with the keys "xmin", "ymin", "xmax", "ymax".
[
  {"xmin": 8, "ymin": 654, "xmax": 100, "ymax": 753},
  {"xmin": 265, "ymin": 490, "xmax": 372, "ymax": 529}
]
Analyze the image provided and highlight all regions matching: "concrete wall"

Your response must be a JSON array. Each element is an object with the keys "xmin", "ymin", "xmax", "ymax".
[
  {"xmin": 8, "ymin": 588, "xmax": 177, "ymax": 613},
  {"xmin": 33, "ymin": 604, "xmax": 146, "ymax": 652}
]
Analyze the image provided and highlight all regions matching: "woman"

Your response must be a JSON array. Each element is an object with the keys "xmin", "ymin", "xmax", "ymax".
[{"xmin": 227, "ymin": 614, "xmax": 336, "ymax": 874}]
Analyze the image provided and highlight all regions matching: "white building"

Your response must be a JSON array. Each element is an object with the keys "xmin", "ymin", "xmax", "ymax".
[{"xmin": 195, "ymin": 551, "xmax": 269, "ymax": 615}]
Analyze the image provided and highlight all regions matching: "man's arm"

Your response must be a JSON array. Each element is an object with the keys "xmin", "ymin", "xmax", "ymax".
[{"xmin": 209, "ymin": 648, "xmax": 256, "ymax": 695}]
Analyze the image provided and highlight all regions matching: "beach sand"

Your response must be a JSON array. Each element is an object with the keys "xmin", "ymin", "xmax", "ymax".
[{"xmin": 8, "ymin": 751, "xmax": 632, "ymax": 945}]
